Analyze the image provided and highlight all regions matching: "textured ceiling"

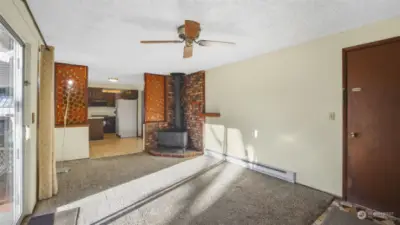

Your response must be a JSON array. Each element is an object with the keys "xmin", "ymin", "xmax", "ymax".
[{"xmin": 28, "ymin": 0, "xmax": 400, "ymax": 85}]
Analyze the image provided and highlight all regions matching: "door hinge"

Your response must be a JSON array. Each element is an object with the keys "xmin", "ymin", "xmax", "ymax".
[{"xmin": 16, "ymin": 148, "xmax": 20, "ymax": 159}]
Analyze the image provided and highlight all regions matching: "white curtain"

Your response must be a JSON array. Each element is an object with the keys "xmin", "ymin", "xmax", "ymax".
[{"xmin": 38, "ymin": 45, "xmax": 58, "ymax": 199}]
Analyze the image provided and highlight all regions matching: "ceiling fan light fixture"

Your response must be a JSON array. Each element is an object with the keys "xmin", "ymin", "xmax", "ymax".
[
  {"xmin": 108, "ymin": 77, "xmax": 118, "ymax": 83},
  {"xmin": 140, "ymin": 20, "xmax": 236, "ymax": 58}
]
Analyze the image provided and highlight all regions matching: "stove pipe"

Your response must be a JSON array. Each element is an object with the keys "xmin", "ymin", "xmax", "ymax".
[{"xmin": 170, "ymin": 73, "xmax": 185, "ymax": 130}]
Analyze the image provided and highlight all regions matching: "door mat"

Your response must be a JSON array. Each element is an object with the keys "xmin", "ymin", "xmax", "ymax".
[
  {"xmin": 28, "ymin": 208, "xmax": 79, "ymax": 225},
  {"xmin": 313, "ymin": 200, "xmax": 399, "ymax": 225}
]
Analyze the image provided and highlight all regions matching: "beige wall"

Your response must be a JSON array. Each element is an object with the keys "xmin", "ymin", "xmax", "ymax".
[
  {"xmin": 205, "ymin": 17, "xmax": 400, "ymax": 196},
  {"xmin": 55, "ymin": 127, "xmax": 89, "ymax": 161},
  {"xmin": 0, "ymin": 0, "xmax": 43, "ymax": 215}
]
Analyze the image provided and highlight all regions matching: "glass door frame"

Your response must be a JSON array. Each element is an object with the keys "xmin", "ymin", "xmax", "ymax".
[{"xmin": 0, "ymin": 15, "xmax": 25, "ymax": 225}]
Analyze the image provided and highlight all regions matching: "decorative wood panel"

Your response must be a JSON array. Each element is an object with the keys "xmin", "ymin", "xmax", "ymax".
[
  {"xmin": 55, "ymin": 63, "xmax": 88, "ymax": 126},
  {"xmin": 145, "ymin": 73, "xmax": 166, "ymax": 123},
  {"xmin": 144, "ymin": 76, "xmax": 173, "ymax": 150}
]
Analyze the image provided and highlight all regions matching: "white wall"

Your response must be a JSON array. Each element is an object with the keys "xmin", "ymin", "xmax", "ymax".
[
  {"xmin": 205, "ymin": 17, "xmax": 400, "ymax": 196},
  {"xmin": 0, "ymin": 0, "xmax": 43, "ymax": 216},
  {"xmin": 55, "ymin": 127, "xmax": 89, "ymax": 161},
  {"xmin": 88, "ymin": 107, "xmax": 115, "ymax": 117},
  {"xmin": 89, "ymin": 82, "xmax": 143, "ymax": 91}
]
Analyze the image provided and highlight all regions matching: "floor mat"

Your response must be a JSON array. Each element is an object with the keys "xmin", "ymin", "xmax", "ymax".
[
  {"xmin": 313, "ymin": 200, "xmax": 399, "ymax": 225},
  {"xmin": 321, "ymin": 207, "xmax": 376, "ymax": 225},
  {"xmin": 28, "ymin": 208, "xmax": 79, "ymax": 225}
]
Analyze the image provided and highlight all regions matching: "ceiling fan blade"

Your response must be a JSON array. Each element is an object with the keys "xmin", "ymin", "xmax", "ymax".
[
  {"xmin": 185, "ymin": 20, "xmax": 200, "ymax": 39},
  {"xmin": 197, "ymin": 40, "xmax": 236, "ymax": 46},
  {"xmin": 140, "ymin": 40, "xmax": 183, "ymax": 44},
  {"xmin": 183, "ymin": 45, "xmax": 193, "ymax": 58}
]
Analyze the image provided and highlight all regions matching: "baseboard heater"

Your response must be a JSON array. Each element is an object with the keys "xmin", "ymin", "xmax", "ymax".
[{"xmin": 205, "ymin": 149, "xmax": 296, "ymax": 183}]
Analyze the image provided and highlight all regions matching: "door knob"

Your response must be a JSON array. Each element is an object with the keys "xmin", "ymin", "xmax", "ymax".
[{"xmin": 350, "ymin": 132, "xmax": 358, "ymax": 138}]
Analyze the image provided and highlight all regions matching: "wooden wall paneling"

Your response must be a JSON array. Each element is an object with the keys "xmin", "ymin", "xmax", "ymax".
[
  {"xmin": 144, "ymin": 73, "xmax": 166, "ymax": 122},
  {"xmin": 55, "ymin": 62, "xmax": 88, "ymax": 126}
]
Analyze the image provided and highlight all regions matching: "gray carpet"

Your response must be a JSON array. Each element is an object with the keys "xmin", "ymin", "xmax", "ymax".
[
  {"xmin": 34, "ymin": 153, "xmax": 189, "ymax": 215},
  {"xmin": 106, "ymin": 162, "xmax": 333, "ymax": 225},
  {"xmin": 321, "ymin": 208, "xmax": 376, "ymax": 225}
]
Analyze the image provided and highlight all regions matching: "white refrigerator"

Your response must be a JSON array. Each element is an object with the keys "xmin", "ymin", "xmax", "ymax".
[{"xmin": 116, "ymin": 99, "xmax": 137, "ymax": 138}]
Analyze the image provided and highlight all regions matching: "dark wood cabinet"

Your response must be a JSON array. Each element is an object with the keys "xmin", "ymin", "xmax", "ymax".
[
  {"xmin": 89, "ymin": 119, "xmax": 104, "ymax": 140},
  {"xmin": 88, "ymin": 88, "xmax": 138, "ymax": 106},
  {"xmin": 103, "ymin": 116, "xmax": 116, "ymax": 133},
  {"xmin": 88, "ymin": 88, "xmax": 115, "ymax": 107},
  {"xmin": 117, "ymin": 90, "xmax": 138, "ymax": 100},
  {"xmin": 103, "ymin": 92, "xmax": 115, "ymax": 107}
]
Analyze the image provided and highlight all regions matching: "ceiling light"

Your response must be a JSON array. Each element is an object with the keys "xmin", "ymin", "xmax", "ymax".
[
  {"xmin": 102, "ymin": 89, "xmax": 121, "ymax": 94},
  {"xmin": 108, "ymin": 78, "xmax": 118, "ymax": 83}
]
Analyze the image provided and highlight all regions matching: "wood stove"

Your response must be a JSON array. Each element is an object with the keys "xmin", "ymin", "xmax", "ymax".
[{"xmin": 157, "ymin": 73, "xmax": 188, "ymax": 150}]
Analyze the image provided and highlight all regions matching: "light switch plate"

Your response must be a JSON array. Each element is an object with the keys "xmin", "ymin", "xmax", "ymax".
[{"xmin": 329, "ymin": 112, "xmax": 335, "ymax": 120}]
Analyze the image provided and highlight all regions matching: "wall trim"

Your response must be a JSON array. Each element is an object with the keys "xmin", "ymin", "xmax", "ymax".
[{"xmin": 204, "ymin": 149, "xmax": 296, "ymax": 183}]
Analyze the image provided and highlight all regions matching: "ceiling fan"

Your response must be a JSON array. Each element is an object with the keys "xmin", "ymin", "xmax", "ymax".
[{"xmin": 140, "ymin": 20, "xmax": 236, "ymax": 58}]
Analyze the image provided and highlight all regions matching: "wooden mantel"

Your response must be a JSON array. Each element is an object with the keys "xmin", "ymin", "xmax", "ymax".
[
  {"xmin": 191, "ymin": 101, "xmax": 220, "ymax": 117},
  {"xmin": 199, "ymin": 113, "xmax": 221, "ymax": 118}
]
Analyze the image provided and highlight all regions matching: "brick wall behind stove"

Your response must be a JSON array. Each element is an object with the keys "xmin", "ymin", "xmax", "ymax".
[
  {"xmin": 145, "ymin": 76, "xmax": 174, "ymax": 150},
  {"xmin": 184, "ymin": 71, "xmax": 205, "ymax": 151}
]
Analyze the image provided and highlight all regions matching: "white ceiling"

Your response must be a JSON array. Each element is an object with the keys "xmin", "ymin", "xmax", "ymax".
[{"xmin": 28, "ymin": 0, "xmax": 400, "ymax": 85}]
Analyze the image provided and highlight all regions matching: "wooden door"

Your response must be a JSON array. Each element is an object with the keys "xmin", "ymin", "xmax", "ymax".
[{"xmin": 344, "ymin": 37, "xmax": 400, "ymax": 216}]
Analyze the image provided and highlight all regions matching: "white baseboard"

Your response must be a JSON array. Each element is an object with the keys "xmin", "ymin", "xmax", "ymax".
[{"xmin": 204, "ymin": 149, "xmax": 296, "ymax": 183}]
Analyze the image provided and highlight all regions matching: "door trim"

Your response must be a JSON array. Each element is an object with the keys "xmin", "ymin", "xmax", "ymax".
[
  {"xmin": 0, "ymin": 14, "xmax": 26, "ymax": 224},
  {"xmin": 342, "ymin": 36, "xmax": 400, "ymax": 200}
]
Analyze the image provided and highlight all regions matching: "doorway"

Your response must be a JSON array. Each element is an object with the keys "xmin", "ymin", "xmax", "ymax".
[
  {"xmin": 0, "ymin": 17, "xmax": 24, "ymax": 225},
  {"xmin": 343, "ymin": 37, "xmax": 400, "ymax": 216}
]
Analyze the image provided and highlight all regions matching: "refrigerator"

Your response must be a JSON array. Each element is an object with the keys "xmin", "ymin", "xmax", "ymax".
[{"xmin": 116, "ymin": 99, "xmax": 137, "ymax": 138}]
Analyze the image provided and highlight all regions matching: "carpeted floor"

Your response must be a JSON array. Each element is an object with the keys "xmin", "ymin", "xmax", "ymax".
[
  {"xmin": 33, "ymin": 154, "xmax": 334, "ymax": 225},
  {"xmin": 34, "ymin": 152, "xmax": 190, "ymax": 215},
  {"xmin": 107, "ymin": 162, "xmax": 334, "ymax": 225}
]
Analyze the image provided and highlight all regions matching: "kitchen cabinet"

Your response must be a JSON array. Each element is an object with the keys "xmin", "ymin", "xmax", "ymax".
[
  {"xmin": 88, "ymin": 88, "xmax": 115, "ymax": 107},
  {"xmin": 89, "ymin": 118, "xmax": 104, "ymax": 140},
  {"xmin": 118, "ymin": 90, "xmax": 138, "ymax": 100},
  {"xmin": 103, "ymin": 116, "xmax": 116, "ymax": 133}
]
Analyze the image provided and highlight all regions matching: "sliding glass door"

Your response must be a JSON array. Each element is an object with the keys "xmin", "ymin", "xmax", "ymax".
[{"xmin": 0, "ymin": 18, "xmax": 24, "ymax": 225}]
